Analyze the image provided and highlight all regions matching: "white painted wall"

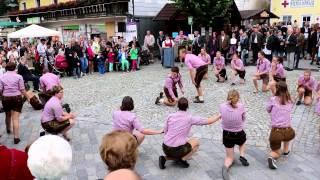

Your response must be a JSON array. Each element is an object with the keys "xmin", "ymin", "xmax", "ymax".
[
  {"xmin": 128, "ymin": 0, "xmax": 173, "ymax": 17},
  {"xmin": 235, "ymin": 0, "xmax": 269, "ymax": 10}
]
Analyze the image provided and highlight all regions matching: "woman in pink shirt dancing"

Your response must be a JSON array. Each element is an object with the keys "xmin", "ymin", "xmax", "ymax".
[
  {"xmin": 113, "ymin": 96, "xmax": 163, "ymax": 145},
  {"xmin": 252, "ymin": 51, "xmax": 270, "ymax": 93},
  {"xmin": 296, "ymin": 69, "xmax": 315, "ymax": 106},
  {"xmin": 0, "ymin": 62, "xmax": 27, "ymax": 144},
  {"xmin": 159, "ymin": 97, "xmax": 221, "ymax": 169},
  {"xmin": 266, "ymin": 81, "xmax": 295, "ymax": 169},
  {"xmin": 213, "ymin": 51, "xmax": 227, "ymax": 82},
  {"xmin": 220, "ymin": 90, "xmax": 249, "ymax": 180},
  {"xmin": 230, "ymin": 54, "xmax": 246, "ymax": 85},
  {"xmin": 268, "ymin": 57, "xmax": 286, "ymax": 95}
]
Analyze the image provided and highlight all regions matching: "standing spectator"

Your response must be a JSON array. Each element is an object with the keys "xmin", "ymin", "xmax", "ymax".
[
  {"xmin": 37, "ymin": 39, "xmax": 47, "ymax": 57},
  {"xmin": 58, "ymin": 44, "xmax": 65, "ymax": 56},
  {"xmin": 72, "ymin": 52, "xmax": 81, "ymax": 78},
  {"xmin": 107, "ymin": 48, "xmax": 116, "ymax": 72},
  {"xmin": 309, "ymin": 26, "xmax": 319, "ymax": 65},
  {"xmin": 130, "ymin": 45, "xmax": 138, "ymax": 71},
  {"xmin": 144, "ymin": 30, "xmax": 155, "ymax": 62},
  {"xmin": 249, "ymin": 25, "xmax": 263, "ymax": 64},
  {"xmin": 263, "ymin": 30, "xmax": 273, "ymax": 61},
  {"xmin": 301, "ymin": 22, "xmax": 311, "ymax": 59},
  {"xmin": 97, "ymin": 51, "xmax": 106, "ymax": 75},
  {"xmin": 277, "ymin": 30, "xmax": 285, "ymax": 57},
  {"xmin": 218, "ymin": 30, "xmax": 230, "ymax": 59},
  {"xmin": 239, "ymin": 30, "xmax": 249, "ymax": 66},
  {"xmin": 87, "ymin": 40, "xmax": 95, "ymax": 74},
  {"xmin": 229, "ymin": 33, "xmax": 238, "ymax": 59},
  {"xmin": 162, "ymin": 35, "xmax": 175, "ymax": 68},
  {"xmin": 285, "ymin": 28, "xmax": 297, "ymax": 71},
  {"xmin": 79, "ymin": 40, "xmax": 88, "ymax": 76},
  {"xmin": 65, "ymin": 42, "xmax": 73, "ymax": 76},
  {"xmin": 19, "ymin": 42, "xmax": 29, "ymax": 57},
  {"xmin": 0, "ymin": 62, "xmax": 27, "ymax": 144},
  {"xmin": 207, "ymin": 32, "xmax": 219, "ymax": 63},
  {"xmin": 295, "ymin": 28, "xmax": 305, "ymax": 69},
  {"xmin": 157, "ymin": 31, "xmax": 165, "ymax": 62},
  {"xmin": 192, "ymin": 31, "xmax": 202, "ymax": 55}
]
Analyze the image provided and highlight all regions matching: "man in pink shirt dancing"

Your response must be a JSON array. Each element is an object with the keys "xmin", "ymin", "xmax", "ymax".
[{"xmin": 180, "ymin": 49, "xmax": 208, "ymax": 103}]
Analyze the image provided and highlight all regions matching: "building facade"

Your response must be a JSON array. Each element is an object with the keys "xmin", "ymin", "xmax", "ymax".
[
  {"xmin": 235, "ymin": 0, "xmax": 269, "ymax": 10},
  {"xmin": 270, "ymin": 0, "xmax": 320, "ymax": 26},
  {"xmin": 10, "ymin": 0, "xmax": 129, "ymax": 42}
]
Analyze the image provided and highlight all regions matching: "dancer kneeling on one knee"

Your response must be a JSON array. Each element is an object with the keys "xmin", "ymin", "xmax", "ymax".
[
  {"xmin": 230, "ymin": 54, "xmax": 245, "ymax": 86},
  {"xmin": 159, "ymin": 97, "xmax": 221, "ymax": 169},
  {"xmin": 213, "ymin": 51, "xmax": 227, "ymax": 82},
  {"xmin": 220, "ymin": 90, "xmax": 249, "ymax": 180},
  {"xmin": 296, "ymin": 69, "xmax": 315, "ymax": 106},
  {"xmin": 268, "ymin": 57, "xmax": 286, "ymax": 95},
  {"xmin": 41, "ymin": 85, "xmax": 76, "ymax": 141},
  {"xmin": 266, "ymin": 81, "xmax": 295, "ymax": 170},
  {"xmin": 113, "ymin": 96, "xmax": 163, "ymax": 145},
  {"xmin": 155, "ymin": 67, "xmax": 184, "ymax": 106},
  {"xmin": 252, "ymin": 51, "xmax": 270, "ymax": 93}
]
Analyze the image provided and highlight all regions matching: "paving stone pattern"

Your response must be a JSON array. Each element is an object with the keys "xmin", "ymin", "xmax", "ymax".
[{"xmin": 0, "ymin": 60, "xmax": 320, "ymax": 180}]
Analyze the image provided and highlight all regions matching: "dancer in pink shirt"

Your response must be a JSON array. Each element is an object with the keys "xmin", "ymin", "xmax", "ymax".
[
  {"xmin": 155, "ymin": 67, "xmax": 184, "ymax": 106},
  {"xmin": 230, "ymin": 54, "xmax": 246, "ymax": 85},
  {"xmin": 252, "ymin": 51, "xmax": 270, "ymax": 93},
  {"xmin": 266, "ymin": 81, "xmax": 295, "ymax": 169},
  {"xmin": 219, "ymin": 90, "xmax": 249, "ymax": 179},
  {"xmin": 180, "ymin": 49, "xmax": 208, "ymax": 103},
  {"xmin": 268, "ymin": 57, "xmax": 286, "ymax": 95},
  {"xmin": 213, "ymin": 51, "xmax": 227, "ymax": 82},
  {"xmin": 159, "ymin": 98, "xmax": 220, "ymax": 169},
  {"xmin": 113, "ymin": 96, "xmax": 163, "ymax": 145},
  {"xmin": 296, "ymin": 69, "xmax": 315, "ymax": 106}
]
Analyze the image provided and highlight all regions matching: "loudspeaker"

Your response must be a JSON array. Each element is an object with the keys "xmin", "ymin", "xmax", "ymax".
[{"xmin": 118, "ymin": 22, "xmax": 126, "ymax": 32}]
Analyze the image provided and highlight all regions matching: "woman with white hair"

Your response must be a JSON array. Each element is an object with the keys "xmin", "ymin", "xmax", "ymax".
[{"xmin": 27, "ymin": 135, "xmax": 72, "ymax": 179}]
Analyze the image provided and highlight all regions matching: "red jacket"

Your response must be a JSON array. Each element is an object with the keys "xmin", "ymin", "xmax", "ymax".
[{"xmin": 0, "ymin": 145, "xmax": 34, "ymax": 180}]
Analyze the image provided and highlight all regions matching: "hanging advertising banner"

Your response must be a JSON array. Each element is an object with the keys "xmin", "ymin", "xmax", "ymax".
[{"xmin": 125, "ymin": 22, "xmax": 137, "ymax": 42}]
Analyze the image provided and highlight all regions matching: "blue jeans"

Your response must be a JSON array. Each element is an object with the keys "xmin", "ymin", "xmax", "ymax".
[
  {"xmin": 80, "ymin": 56, "xmax": 88, "ymax": 73},
  {"xmin": 98, "ymin": 63, "xmax": 105, "ymax": 74},
  {"xmin": 73, "ymin": 67, "xmax": 81, "ymax": 78},
  {"xmin": 241, "ymin": 49, "xmax": 248, "ymax": 66}
]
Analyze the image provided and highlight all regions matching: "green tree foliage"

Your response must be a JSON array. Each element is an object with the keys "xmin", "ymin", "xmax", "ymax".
[{"xmin": 173, "ymin": 0, "xmax": 233, "ymax": 26}]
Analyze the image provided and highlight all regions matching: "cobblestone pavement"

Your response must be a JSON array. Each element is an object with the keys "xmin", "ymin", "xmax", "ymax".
[{"xmin": 1, "ymin": 60, "xmax": 320, "ymax": 180}]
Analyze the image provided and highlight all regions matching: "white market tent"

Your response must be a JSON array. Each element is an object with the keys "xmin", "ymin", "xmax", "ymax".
[{"xmin": 7, "ymin": 24, "xmax": 62, "ymax": 39}]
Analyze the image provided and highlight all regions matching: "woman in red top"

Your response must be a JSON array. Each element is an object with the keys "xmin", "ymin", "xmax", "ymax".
[
  {"xmin": 0, "ymin": 144, "xmax": 34, "ymax": 180},
  {"xmin": 107, "ymin": 47, "xmax": 116, "ymax": 72}
]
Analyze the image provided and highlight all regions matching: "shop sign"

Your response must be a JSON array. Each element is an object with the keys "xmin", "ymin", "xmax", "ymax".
[
  {"xmin": 290, "ymin": 0, "xmax": 315, "ymax": 8},
  {"xmin": 125, "ymin": 23, "xmax": 137, "ymax": 42},
  {"xmin": 27, "ymin": 17, "xmax": 40, "ymax": 24},
  {"xmin": 188, "ymin": 16, "xmax": 193, "ymax": 25}
]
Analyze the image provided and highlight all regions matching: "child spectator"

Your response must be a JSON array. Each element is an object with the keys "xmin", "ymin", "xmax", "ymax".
[
  {"xmin": 107, "ymin": 48, "xmax": 116, "ymax": 72},
  {"xmin": 72, "ymin": 52, "xmax": 81, "ymax": 78},
  {"xmin": 97, "ymin": 51, "xmax": 106, "ymax": 74},
  {"xmin": 130, "ymin": 45, "xmax": 138, "ymax": 71},
  {"xmin": 119, "ymin": 48, "xmax": 129, "ymax": 72}
]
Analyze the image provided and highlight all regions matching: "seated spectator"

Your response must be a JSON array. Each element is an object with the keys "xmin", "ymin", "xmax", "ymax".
[
  {"xmin": 41, "ymin": 85, "xmax": 76, "ymax": 141},
  {"xmin": 0, "ymin": 143, "xmax": 34, "ymax": 180},
  {"xmin": 104, "ymin": 169, "xmax": 141, "ymax": 180},
  {"xmin": 100, "ymin": 130, "xmax": 138, "ymax": 171},
  {"xmin": 17, "ymin": 56, "xmax": 40, "ymax": 92},
  {"xmin": 27, "ymin": 135, "xmax": 72, "ymax": 179}
]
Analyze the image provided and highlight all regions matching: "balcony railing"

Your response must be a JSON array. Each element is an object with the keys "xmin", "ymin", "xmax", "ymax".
[{"xmin": 9, "ymin": 1, "xmax": 129, "ymax": 22}]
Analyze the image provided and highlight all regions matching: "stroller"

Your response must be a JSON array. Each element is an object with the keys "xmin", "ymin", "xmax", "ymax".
[
  {"xmin": 52, "ymin": 55, "xmax": 69, "ymax": 77},
  {"xmin": 140, "ymin": 47, "xmax": 150, "ymax": 65}
]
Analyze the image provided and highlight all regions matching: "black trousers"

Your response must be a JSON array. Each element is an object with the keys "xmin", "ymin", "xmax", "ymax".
[
  {"xmin": 24, "ymin": 75, "xmax": 39, "ymax": 91},
  {"xmin": 295, "ymin": 48, "xmax": 301, "ymax": 68},
  {"xmin": 251, "ymin": 43, "xmax": 260, "ymax": 62}
]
